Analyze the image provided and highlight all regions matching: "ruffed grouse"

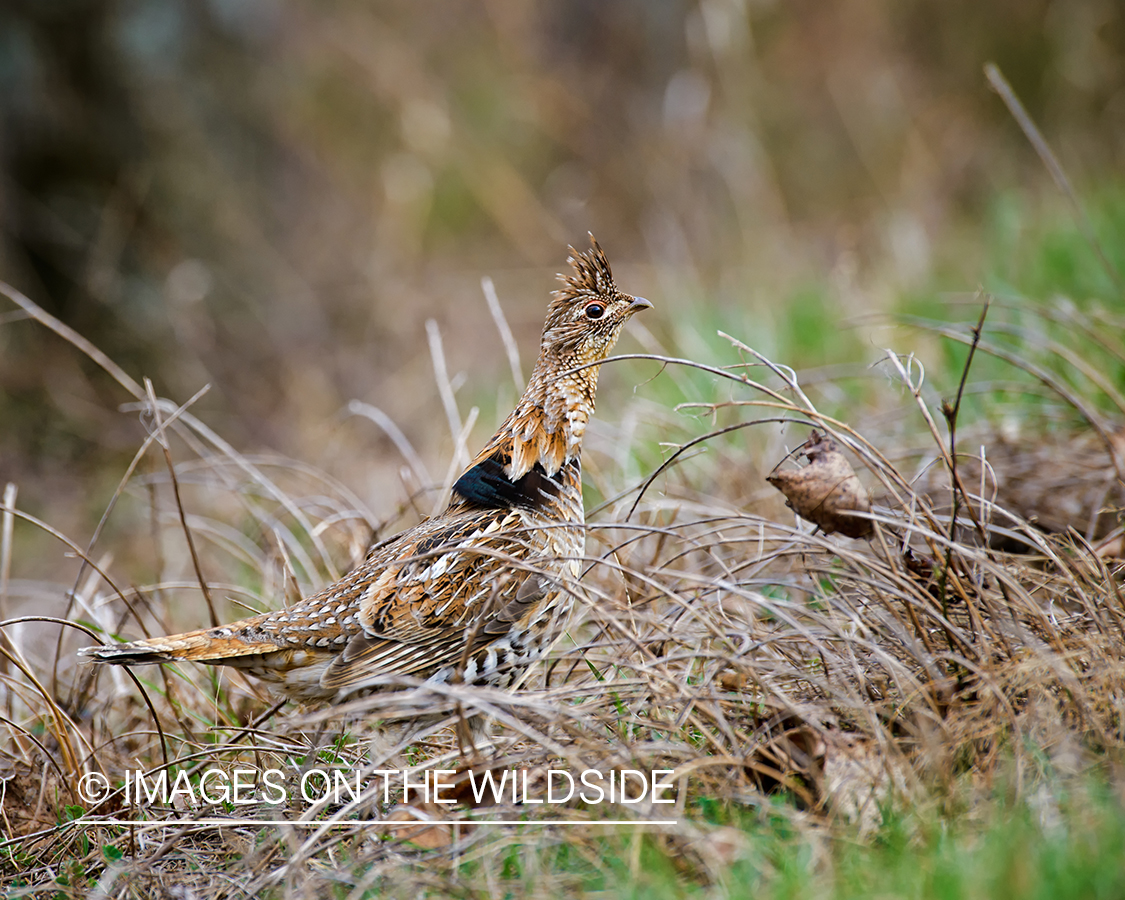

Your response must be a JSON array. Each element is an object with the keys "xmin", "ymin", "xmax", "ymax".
[{"xmin": 81, "ymin": 237, "xmax": 650, "ymax": 703}]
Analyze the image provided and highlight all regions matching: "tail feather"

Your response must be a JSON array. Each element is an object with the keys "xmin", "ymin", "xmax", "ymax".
[{"xmin": 79, "ymin": 628, "xmax": 282, "ymax": 665}]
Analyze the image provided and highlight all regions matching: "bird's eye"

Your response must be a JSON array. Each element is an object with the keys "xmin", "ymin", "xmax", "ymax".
[{"xmin": 584, "ymin": 302, "xmax": 606, "ymax": 320}]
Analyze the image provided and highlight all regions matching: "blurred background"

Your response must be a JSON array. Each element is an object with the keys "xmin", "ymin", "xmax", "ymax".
[{"xmin": 1, "ymin": 0, "xmax": 1123, "ymax": 569}]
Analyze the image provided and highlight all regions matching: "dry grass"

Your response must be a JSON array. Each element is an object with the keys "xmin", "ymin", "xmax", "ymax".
[{"xmin": 1, "ymin": 281, "xmax": 1124, "ymax": 899}]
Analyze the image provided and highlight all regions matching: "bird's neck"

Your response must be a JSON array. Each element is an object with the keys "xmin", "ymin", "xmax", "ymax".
[
  {"xmin": 505, "ymin": 352, "xmax": 601, "ymax": 478},
  {"xmin": 462, "ymin": 353, "xmax": 602, "ymax": 488}
]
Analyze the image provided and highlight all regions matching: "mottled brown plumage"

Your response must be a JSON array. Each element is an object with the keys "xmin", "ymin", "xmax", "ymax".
[{"xmin": 80, "ymin": 237, "xmax": 650, "ymax": 701}]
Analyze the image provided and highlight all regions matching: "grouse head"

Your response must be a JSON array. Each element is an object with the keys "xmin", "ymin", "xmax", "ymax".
[{"xmin": 539, "ymin": 234, "xmax": 652, "ymax": 369}]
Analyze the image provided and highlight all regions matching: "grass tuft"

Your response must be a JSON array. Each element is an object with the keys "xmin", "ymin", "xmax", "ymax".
[{"xmin": 2, "ymin": 267, "xmax": 1125, "ymax": 897}]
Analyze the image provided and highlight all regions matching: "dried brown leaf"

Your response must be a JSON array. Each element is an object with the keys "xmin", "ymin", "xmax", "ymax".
[{"xmin": 767, "ymin": 430, "xmax": 873, "ymax": 538}]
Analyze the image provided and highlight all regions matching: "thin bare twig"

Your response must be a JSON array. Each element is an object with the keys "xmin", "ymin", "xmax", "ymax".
[
  {"xmin": 0, "ymin": 483, "xmax": 14, "ymax": 681},
  {"xmin": 347, "ymin": 400, "xmax": 433, "ymax": 489},
  {"xmin": 984, "ymin": 62, "xmax": 1123, "ymax": 295},
  {"xmin": 145, "ymin": 378, "xmax": 219, "ymax": 629},
  {"xmin": 939, "ymin": 294, "xmax": 991, "ymax": 616},
  {"xmin": 481, "ymin": 276, "xmax": 524, "ymax": 389},
  {"xmin": 427, "ymin": 319, "xmax": 469, "ymax": 472}
]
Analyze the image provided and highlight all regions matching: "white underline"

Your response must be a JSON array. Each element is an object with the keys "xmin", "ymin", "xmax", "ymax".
[{"xmin": 80, "ymin": 817, "xmax": 678, "ymax": 828}]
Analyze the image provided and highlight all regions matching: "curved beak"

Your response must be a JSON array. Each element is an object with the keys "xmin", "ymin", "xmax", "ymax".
[{"xmin": 628, "ymin": 296, "xmax": 653, "ymax": 314}]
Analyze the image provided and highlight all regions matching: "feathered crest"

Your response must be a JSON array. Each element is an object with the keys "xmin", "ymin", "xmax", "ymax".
[{"xmin": 554, "ymin": 234, "xmax": 616, "ymax": 302}]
